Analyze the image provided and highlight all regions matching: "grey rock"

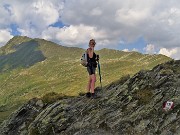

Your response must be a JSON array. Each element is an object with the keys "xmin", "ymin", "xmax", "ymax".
[
  {"xmin": 1, "ymin": 60, "xmax": 180, "ymax": 135},
  {"xmin": 35, "ymin": 100, "xmax": 44, "ymax": 108}
]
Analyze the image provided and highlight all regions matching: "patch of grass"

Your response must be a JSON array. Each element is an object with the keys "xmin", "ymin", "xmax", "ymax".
[
  {"xmin": 29, "ymin": 127, "xmax": 40, "ymax": 135},
  {"xmin": 135, "ymin": 88, "xmax": 153, "ymax": 105},
  {"xmin": 40, "ymin": 92, "xmax": 69, "ymax": 104},
  {"xmin": 0, "ymin": 110, "xmax": 13, "ymax": 124},
  {"xmin": 0, "ymin": 105, "xmax": 22, "ymax": 125},
  {"xmin": 78, "ymin": 92, "xmax": 86, "ymax": 96},
  {"xmin": 174, "ymin": 66, "xmax": 180, "ymax": 74},
  {"xmin": 126, "ymin": 126, "xmax": 146, "ymax": 135},
  {"xmin": 159, "ymin": 69, "xmax": 174, "ymax": 76},
  {"xmin": 29, "ymin": 125, "xmax": 54, "ymax": 135}
]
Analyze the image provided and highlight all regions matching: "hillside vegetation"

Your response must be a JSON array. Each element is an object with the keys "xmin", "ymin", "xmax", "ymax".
[
  {"xmin": 1, "ymin": 60, "xmax": 180, "ymax": 135},
  {"xmin": 0, "ymin": 36, "xmax": 171, "ymax": 124}
]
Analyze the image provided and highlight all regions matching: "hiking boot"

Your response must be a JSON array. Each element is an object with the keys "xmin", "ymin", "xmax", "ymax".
[
  {"xmin": 91, "ymin": 93, "xmax": 99, "ymax": 99},
  {"xmin": 86, "ymin": 92, "xmax": 91, "ymax": 98}
]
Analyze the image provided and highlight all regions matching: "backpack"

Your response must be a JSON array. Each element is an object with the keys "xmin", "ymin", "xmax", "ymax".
[{"xmin": 81, "ymin": 51, "xmax": 88, "ymax": 67}]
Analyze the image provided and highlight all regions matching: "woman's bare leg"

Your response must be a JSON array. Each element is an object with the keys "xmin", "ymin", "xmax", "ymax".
[
  {"xmin": 90, "ymin": 74, "xmax": 96, "ymax": 93},
  {"xmin": 87, "ymin": 76, "xmax": 91, "ymax": 92}
]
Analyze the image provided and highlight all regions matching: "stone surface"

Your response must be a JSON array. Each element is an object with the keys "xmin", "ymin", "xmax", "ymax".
[{"xmin": 0, "ymin": 60, "xmax": 180, "ymax": 135}]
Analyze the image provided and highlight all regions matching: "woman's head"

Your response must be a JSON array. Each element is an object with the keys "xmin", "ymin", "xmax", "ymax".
[{"xmin": 89, "ymin": 39, "xmax": 96, "ymax": 47}]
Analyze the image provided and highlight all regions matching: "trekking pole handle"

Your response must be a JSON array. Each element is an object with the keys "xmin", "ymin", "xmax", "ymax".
[{"xmin": 96, "ymin": 54, "xmax": 99, "ymax": 61}]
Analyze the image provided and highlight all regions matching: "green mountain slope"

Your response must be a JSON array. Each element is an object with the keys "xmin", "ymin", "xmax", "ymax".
[
  {"xmin": 0, "ymin": 40, "xmax": 46, "ymax": 72},
  {"xmin": 0, "ymin": 36, "xmax": 172, "ymax": 124},
  {"xmin": 1, "ymin": 60, "xmax": 180, "ymax": 134}
]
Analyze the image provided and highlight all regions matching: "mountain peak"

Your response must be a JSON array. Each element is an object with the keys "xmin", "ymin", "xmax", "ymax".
[
  {"xmin": 11, "ymin": 35, "xmax": 32, "ymax": 40},
  {"xmin": 0, "ymin": 36, "xmax": 32, "ymax": 54},
  {"xmin": 7, "ymin": 36, "xmax": 32, "ymax": 46}
]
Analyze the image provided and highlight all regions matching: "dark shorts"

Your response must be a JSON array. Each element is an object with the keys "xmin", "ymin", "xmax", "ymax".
[{"xmin": 87, "ymin": 66, "xmax": 96, "ymax": 75}]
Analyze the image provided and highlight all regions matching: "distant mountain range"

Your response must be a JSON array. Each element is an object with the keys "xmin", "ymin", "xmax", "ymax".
[{"xmin": 0, "ymin": 36, "xmax": 171, "ymax": 124}]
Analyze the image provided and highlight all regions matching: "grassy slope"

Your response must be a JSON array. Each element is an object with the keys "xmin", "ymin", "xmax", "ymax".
[{"xmin": 0, "ymin": 36, "xmax": 172, "ymax": 124}]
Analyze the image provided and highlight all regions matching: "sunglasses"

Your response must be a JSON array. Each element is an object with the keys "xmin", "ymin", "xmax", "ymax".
[{"xmin": 90, "ymin": 42, "xmax": 95, "ymax": 45}]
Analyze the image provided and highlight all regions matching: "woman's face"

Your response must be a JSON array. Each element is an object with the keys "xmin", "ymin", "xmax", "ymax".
[{"xmin": 89, "ymin": 41, "xmax": 95, "ymax": 47}]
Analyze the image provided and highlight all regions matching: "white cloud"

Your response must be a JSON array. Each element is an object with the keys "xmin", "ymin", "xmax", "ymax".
[
  {"xmin": 123, "ymin": 49, "xmax": 129, "ymax": 52},
  {"xmin": 41, "ymin": 24, "xmax": 111, "ymax": 49},
  {"xmin": 0, "ymin": 0, "xmax": 180, "ymax": 53},
  {"xmin": 0, "ymin": 29, "xmax": 13, "ymax": 46},
  {"xmin": 61, "ymin": 0, "xmax": 180, "ymax": 49},
  {"xmin": 123, "ymin": 48, "xmax": 138, "ymax": 52},
  {"xmin": 159, "ymin": 47, "xmax": 180, "ymax": 60},
  {"xmin": 144, "ymin": 44, "xmax": 156, "ymax": 54},
  {"xmin": 115, "ymin": 8, "xmax": 150, "ymax": 26},
  {"xmin": 132, "ymin": 48, "xmax": 138, "ymax": 52},
  {"xmin": 1, "ymin": 0, "xmax": 64, "ymax": 37}
]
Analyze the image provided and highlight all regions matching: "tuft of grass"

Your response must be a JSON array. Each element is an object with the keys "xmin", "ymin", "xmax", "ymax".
[
  {"xmin": 40, "ymin": 92, "xmax": 69, "ymax": 104},
  {"xmin": 135, "ymin": 88, "xmax": 153, "ymax": 105},
  {"xmin": 159, "ymin": 69, "xmax": 174, "ymax": 76},
  {"xmin": 29, "ymin": 127, "xmax": 40, "ymax": 135},
  {"xmin": 126, "ymin": 126, "xmax": 146, "ymax": 135},
  {"xmin": 78, "ymin": 92, "xmax": 86, "ymax": 96}
]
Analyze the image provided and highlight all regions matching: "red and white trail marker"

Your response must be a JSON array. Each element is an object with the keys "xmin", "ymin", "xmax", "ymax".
[{"xmin": 163, "ymin": 101, "xmax": 174, "ymax": 111}]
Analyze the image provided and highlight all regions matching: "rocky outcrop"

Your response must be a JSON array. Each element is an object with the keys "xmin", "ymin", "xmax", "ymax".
[{"xmin": 1, "ymin": 60, "xmax": 180, "ymax": 135}]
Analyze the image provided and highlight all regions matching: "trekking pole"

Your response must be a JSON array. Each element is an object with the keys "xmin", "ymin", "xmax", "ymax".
[{"xmin": 97, "ymin": 55, "xmax": 102, "ymax": 91}]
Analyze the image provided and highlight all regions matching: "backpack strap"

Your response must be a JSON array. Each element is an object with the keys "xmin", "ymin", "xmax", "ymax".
[{"xmin": 86, "ymin": 49, "xmax": 91, "ymax": 65}]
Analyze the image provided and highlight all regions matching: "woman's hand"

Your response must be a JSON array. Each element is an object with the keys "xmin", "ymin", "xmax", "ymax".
[
  {"xmin": 89, "ymin": 46, "xmax": 94, "ymax": 50},
  {"xmin": 88, "ymin": 46, "xmax": 94, "ymax": 51}
]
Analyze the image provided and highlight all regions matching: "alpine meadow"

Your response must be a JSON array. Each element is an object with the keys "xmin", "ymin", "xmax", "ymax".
[{"xmin": 0, "ymin": 36, "xmax": 171, "ymax": 125}]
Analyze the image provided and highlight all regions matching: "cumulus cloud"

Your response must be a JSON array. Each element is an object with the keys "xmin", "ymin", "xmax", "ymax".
[
  {"xmin": 115, "ymin": 8, "xmax": 150, "ymax": 26},
  {"xmin": 123, "ymin": 48, "xmax": 139, "ymax": 52},
  {"xmin": 122, "ymin": 49, "xmax": 129, "ymax": 52},
  {"xmin": 0, "ymin": 0, "xmax": 180, "ymax": 60},
  {"xmin": 0, "ymin": 29, "xmax": 13, "ymax": 46},
  {"xmin": 41, "ymin": 24, "xmax": 112, "ymax": 49},
  {"xmin": 61, "ymin": 0, "xmax": 180, "ymax": 50},
  {"xmin": 1, "ymin": 0, "xmax": 64, "ymax": 37},
  {"xmin": 159, "ymin": 47, "xmax": 180, "ymax": 60},
  {"xmin": 144, "ymin": 44, "xmax": 156, "ymax": 54},
  {"xmin": 132, "ymin": 48, "xmax": 138, "ymax": 52}
]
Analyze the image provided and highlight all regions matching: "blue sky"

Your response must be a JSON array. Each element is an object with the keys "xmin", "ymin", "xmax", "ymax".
[
  {"xmin": 10, "ymin": 24, "xmax": 21, "ymax": 35},
  {"xmin": 0, "ymin": 0, "xmax": 180, "ymax": 59},
  {"xmin": 118, "ymin": 37, "xmax": 147, "ymax": 52},
  {"xmin": 50, "ymin": 21, "xmax": 68, "ymax": 28}
]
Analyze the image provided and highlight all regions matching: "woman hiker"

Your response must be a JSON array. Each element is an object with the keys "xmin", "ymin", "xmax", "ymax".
[{"xmin": 86, "ymin": 39, "xmax": 99, "ymax": 98}]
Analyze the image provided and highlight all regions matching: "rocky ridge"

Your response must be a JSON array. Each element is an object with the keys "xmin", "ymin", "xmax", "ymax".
[{"xmin": 0, "ymin": 60, "xmax": 180, "ymax": 135}]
